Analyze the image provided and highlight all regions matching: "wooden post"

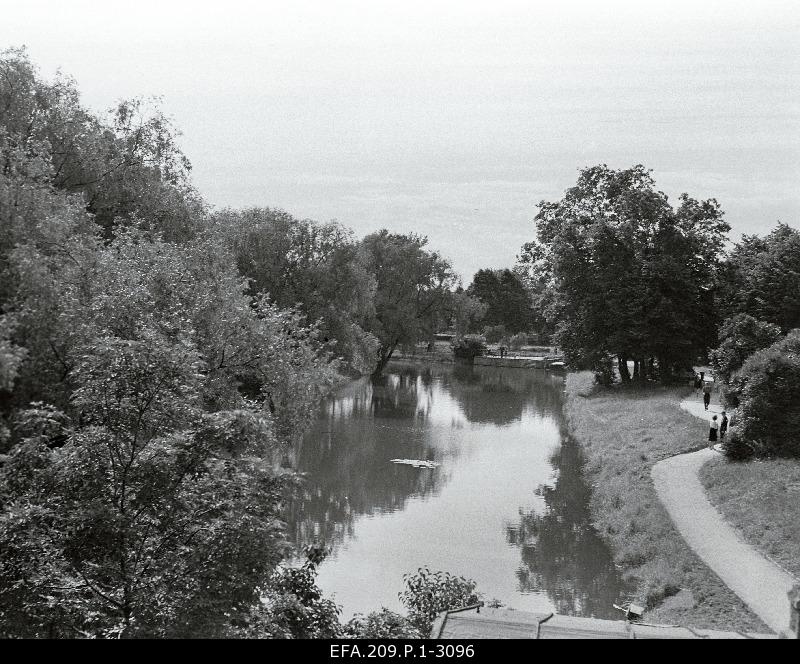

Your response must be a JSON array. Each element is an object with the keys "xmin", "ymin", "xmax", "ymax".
[{"xmin": 789, "ymin": 585, "xmax": 800, "ymax": 639}]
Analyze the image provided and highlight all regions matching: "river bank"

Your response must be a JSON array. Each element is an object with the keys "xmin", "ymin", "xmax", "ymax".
[{"xmin": 563, "ymin": 372, "xmax": 768, "ymax": 632}]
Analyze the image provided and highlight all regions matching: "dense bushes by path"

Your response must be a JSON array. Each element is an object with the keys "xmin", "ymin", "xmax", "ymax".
[{"xmin": 563, "ymin": 372, "xmax": 768, "ymax": 632}]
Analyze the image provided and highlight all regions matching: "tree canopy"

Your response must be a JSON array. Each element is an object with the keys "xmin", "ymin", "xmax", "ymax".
[
  {"xmin": 717, "ymin": 223, "xmax": 800, "ymax": 333},
  {"xmin": 358, "ymin": 230, "xmax": 459, "ymax": 374},
  {"xmin": 518, "ymin": 164, "xmax": 730, "ymax": 383},
  {"xmin": 466, "ymin": 268, "xmax": 533, "ymax": 335}
]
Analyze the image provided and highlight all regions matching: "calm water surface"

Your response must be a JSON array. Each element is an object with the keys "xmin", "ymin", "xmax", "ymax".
[{"xmin": 287, "ymin": 362, "xmax": 629, "ymax": 618}]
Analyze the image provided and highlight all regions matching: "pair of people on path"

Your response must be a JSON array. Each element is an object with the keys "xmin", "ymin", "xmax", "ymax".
[{"xmin": 708, "ymin": 411, "xmax": 728, "ymax": 448}]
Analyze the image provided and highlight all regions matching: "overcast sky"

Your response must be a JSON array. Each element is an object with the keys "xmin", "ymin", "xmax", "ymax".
[{"xmin": 2, "ymin": 0, "xmax": 799, "ymax": 280}]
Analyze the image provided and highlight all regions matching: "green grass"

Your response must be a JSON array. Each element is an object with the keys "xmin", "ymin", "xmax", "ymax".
[
  {"xmin": 565, "ymin": 371, "xmax": 769, "ymax": 633},
  {"xmin": 700, "ymin": 456, "xmax": 800, "ymax": 579}
]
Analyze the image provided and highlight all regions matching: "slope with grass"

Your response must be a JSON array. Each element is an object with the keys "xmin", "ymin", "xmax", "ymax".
[
  {"xmin": 700, "ymin": 457, "xmax": 800, "ymax": 580},
  {"xmin": 563, "ymin": 372, "xmax": 768, "ymax": 632}
]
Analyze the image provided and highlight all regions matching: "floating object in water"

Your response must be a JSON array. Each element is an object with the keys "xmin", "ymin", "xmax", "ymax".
[{"xmin": 391, "ymin": 458, "xmax": 439, "ymax": 469}]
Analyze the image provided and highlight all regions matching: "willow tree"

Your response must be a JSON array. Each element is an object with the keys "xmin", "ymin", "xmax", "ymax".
[{"xmin": 359, "ymin": 230, "xmax": 458, "ymax": 375}]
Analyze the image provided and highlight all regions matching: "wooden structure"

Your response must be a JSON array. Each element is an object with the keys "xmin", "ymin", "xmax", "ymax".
[{"xmin": 431, "ymin": 606, "xmax": 779, "ymax": 639}]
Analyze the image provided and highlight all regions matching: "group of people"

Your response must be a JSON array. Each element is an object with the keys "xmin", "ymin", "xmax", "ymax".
[
  {"xmin": 707, "ymin": 411, "xmax": 728, "ymax": 449},
  {"xmin": 693, "ymin": 370, "xmax": 728, "ymax": 449}
]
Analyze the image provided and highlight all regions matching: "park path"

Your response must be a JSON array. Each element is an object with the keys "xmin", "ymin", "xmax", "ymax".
[{"xmin": 650, "ymin": 396, "xmax": 797, "ymax": 635}]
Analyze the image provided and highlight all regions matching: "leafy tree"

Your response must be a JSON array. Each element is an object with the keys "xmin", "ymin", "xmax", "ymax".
[
  {"xmin": 398, "ymin": 568, "xmax": 481, "ymax": 635},
  {"xmin": 359, "ymin": 231, "xmax": 459, "ymax": 375},
  {"xmin": 0, "ymin": 47, "xmax": 203, "ymax": 241},
  {"xmin": 448, "ymin": 289, "xmax": 487, "ymax": 337},
  {"xmin": 466, "ymin": 269, "xmax": 533, "ymax": 334},
  {"xmin": 723, "ymin": 330, "xmax": 800, "ymax": 458},
  {"xmin": 213, "ymin": 208, "xmax": 380, "ymax": 375},
  {"xmin": 718, "ymin": 223, "xmax": 800, "ymax": 333},
  {"xmin": 710, "ymin": 314, "xmax": 782, "ymax": 385},
  {"xmin": 519, "ymin": 165, "xmax": 729, "ymax": 383}
]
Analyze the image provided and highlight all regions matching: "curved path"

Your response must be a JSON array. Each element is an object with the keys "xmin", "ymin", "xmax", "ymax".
[{"xmin": 650, "ymin": 397, "xmax": 797, "ymax": 635}]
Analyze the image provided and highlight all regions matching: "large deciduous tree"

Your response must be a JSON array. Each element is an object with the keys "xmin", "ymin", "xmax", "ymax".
[
  {"xmin": 717, "ymin": 223, "xmax": 800, "ymax": 333},
  {"xmin": 212, "ymin": 208, "xmax": 379, "ymax": 375},
  {"xmin": 518, "ymin": 165, "xmax": 730, "ymax": 383},
  {"xmin": 359, "ymin": 231, "xmax": 458, "ymax": 375},
  {"xmin": 466, "ymin": 268, "xmax": 533, "ymax": 334}
]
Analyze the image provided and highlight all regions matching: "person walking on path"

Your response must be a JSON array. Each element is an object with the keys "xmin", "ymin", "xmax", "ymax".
[
  {"xmin": 702, "ymin": 380, "xmax": 713, "ymax": 410},
  {"xmin": 708, "ymin": 415, "xmax": 719, "ymax": 448},
  {"xmin": 694, "ymin": 372, "xmax": 702, "ymax": 392},
  {"xmin": 720, "ymin": 411, "xmax": 728, "ymax": 441}
]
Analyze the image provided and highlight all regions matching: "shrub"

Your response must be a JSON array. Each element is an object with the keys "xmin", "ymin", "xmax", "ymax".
[
  {"xmin": 482, "ymin": 325, "xmax": 506, "ymax": 344},
  {"xmin": 726, "ymin": 330, "xmax": 800, "ymax": 458},
  {"xmin": 398, "ymin": 568, "xmax": 481, "ymax": 635},
  {"xmin": 343, "ymin": 609, "xmax": 422, "ymax": 639},
  {"xmin": 451, "ymin": 334, "xmax": 487, "ymax": 361},
  {"xmin": 509, "ymin": 332, "xmax": 528, "ymax": 350},
  {"xmin": 710, "ymin": 314, "xmax": 782, "ymax": 385}
]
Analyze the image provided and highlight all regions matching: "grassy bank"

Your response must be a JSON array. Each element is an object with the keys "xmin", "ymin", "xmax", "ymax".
[
  {"xmin": 564, "ymin": 372, "xmax": 769, "ymax": 632},
  {"xmin": 700, "ymin": 457, "xmax": 800, "ymax": 579}
]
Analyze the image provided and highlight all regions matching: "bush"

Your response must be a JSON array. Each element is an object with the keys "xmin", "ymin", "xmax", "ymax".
[
  {"xmin": 451, "ymin": 334, "xmax": 487, "ymax": 361},
  {"xmin": 710, "ymin": 314, "xmax": 782, "ymax": 384},
  {"xmin": 725, "ymin": 330, "xmax": 800, "ymax": 458},
  {"xmin": 343, "ymin": 609, "xmax": 422, "ymax": 639},
  {"xmin": 509, "ymin": 332, "xmax": 528, "ymax": 350},
  {"xmin": 482, "ymin": 325, "xmax": 506, "ymax": 344},
  {"xmin": 398, "ymin": 568, "xmax": 481, "ymax": 635}
]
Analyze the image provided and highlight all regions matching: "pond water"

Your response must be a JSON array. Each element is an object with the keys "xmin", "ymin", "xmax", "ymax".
[{"xmin": 286, "ymin": 361, "xmax": 630, "ymax": 619}]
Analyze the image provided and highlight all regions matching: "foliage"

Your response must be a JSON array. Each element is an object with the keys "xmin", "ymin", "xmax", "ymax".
[
  {"xmin": 213, "ymin": 208, "xmax": 380, "ymax": 374},
  {"xmin": 482, "ymin": 325, "xmax": 507, "ymax": 344},
  {"xmin": 723, "ymin": 330, "xmax": 800, "ymax": 458},
  {"xmin": 343, "ymin": 609, "xmax": 422, "ymax": 639},
  {"xmin": 718, "ymin": 223, "xmax": 800, "ymax": 333},
  {"xmin": 359, "ymin": 231, "xmax": 459, "ymax": 375},
  {"xmin": 398, "ymin": 568, "xmax": 480, "ymax": 635},
  {"xmin": 448, "ymin": 290, "xmax": 487, "ymax": 337},
  {"xmin": 518, "ymin": 164, "xmax": 730, "ymax": 383},
  {"xmin": 0, "ymin": 48, "xmax": 203, "ymax": 241},
  {"xmin": 466, "ymin": 268, "xmax": 533, "ymax": 334},
  {"xmin": 508, "ymin": 332, "xmax": 528, "ymax": 350},
  {"xmin": 709, "ymin": 314, "xmax": 782, "ymax": 386},
  {"xmin": 451, "ymin": 334, "xmax": 487, "ymax": 361}
]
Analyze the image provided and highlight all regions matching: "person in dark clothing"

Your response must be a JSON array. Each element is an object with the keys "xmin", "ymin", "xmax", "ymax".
[
  {"xmin": 720, "ymin": 411, "xmax": 728, "ymax": 440},
  {"xmin": 693, "ymin": 373, "xmax": 702, "ymax": 391},
  {"xmin": 499, "ymin": 345, "xmax": 506, "ymax": 358},
  {"xmin": 702, "ymin": 381, "xmax": 712, "ymax": 410}
]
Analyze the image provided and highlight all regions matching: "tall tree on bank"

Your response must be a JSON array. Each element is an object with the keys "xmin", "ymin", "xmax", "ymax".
[
  {"xmin": 466, "ymin": 269, "xmax": 533, "ymax": 334},
  {"xmin": 359, "ymin": 231, "xmax": 458, "ymax": 375},
  {"xmin": 717, "ymin": 223, "xmax": 800, "ymax": 333},
  {"xmin": 212, "ymin": 208, "xmax": 379, "ymax": 374},
  {"xmin": 0, "ymin": 48, "xmax": 204, "ymax": 242},
  {"xmin": 518, "ymin": 165, "xmax": 730, "ymax": 383}
]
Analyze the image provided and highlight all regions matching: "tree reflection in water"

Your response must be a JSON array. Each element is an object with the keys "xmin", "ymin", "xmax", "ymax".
[
  {"xmin": 286, "ymin": 361, "xmax": 629, "ymax": 618},
  {"xmin": 506, "ymin": 436, "xmax": 633, "ymax": 618},
  {"xmin": 286, "ymin": 369, "xmax": 449, "ymax": 550}
]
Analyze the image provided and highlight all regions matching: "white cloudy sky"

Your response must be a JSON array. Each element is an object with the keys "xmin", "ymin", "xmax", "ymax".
[{"xmin": 2, "ymin": 0, "xmax": 799, "ymax": 279}]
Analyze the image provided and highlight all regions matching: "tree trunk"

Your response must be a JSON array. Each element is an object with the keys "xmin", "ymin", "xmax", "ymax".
[
  {"xmin": 371, "ymin": 342, "xmax": 398, "ymax": 376},
  {"xmin": 618, "ymin": 354, "xmax": 631, "ymax": 382}
]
